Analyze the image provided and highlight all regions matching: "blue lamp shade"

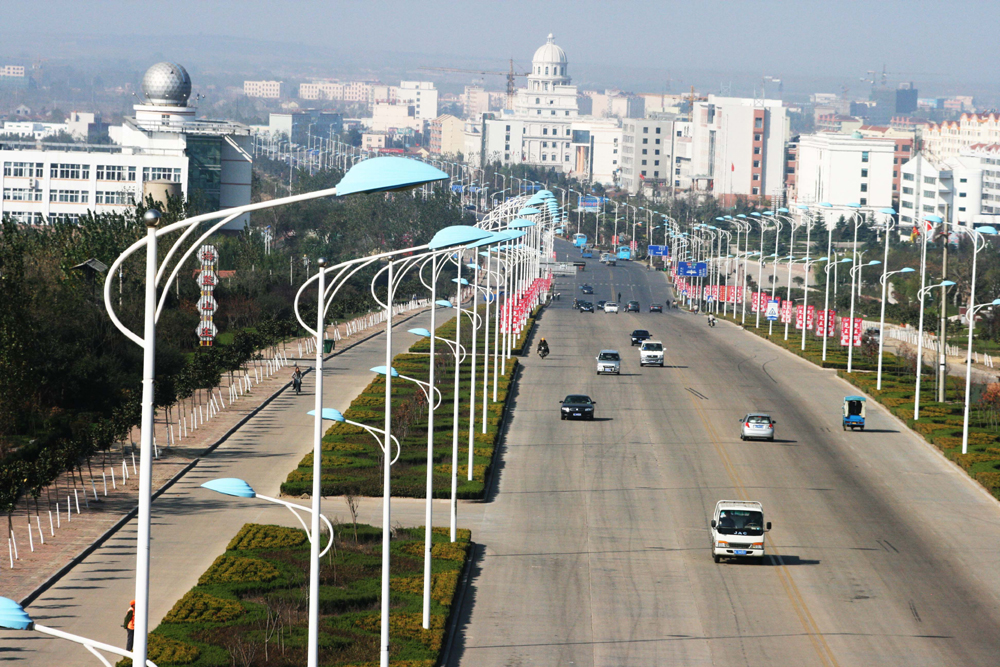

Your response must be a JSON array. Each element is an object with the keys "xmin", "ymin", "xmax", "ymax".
[
  {"xmin": 336, "ymin": 157, "xmax": 447, "ymax": 196},
  {"xmin": 763, "ymin": 210, "xmax": 774, "ymax": 215},
  {"xmin": 880, "ymin": 207, "xmax": 897, "ymax": 215},
  {"xmin": 979, "ymin": 225, "xmax": 998, "ymax": 235},
  {"xmin": 408, "ymin": 328, "xmax": 432, "ymax": 337},
  {"xmin": 848, "ymin": 202, "xmax": 861, "ymax": 208},
  {"xmin": 797, "ymin": 205, "xmax": 809, "ymax": 210},
  {"xmin": 991, "ymin": 299, "xmax": 1000, "ymax": 305},
  {"xmin": 435, "ymin": 299, "xmax": 454, "ymax": 307},
  {"xmin": 508, "ymin": 219, "xmax": 537, "ymax": 229},
  {"xmin": 778, "ymin": 208, "xmax": 789, "ymax": 213},
  {"xmin": 517, "ymin": 207, "xmax": 541, "ymax": 216},
  {"xmin": 867, "ymin": 260, "xmax": 882, "ymax": 266},
  {"xmin": 924, "ymin": 215, "xmax": 943, "ymax": 224},
  {"xmin": 941, "ymin": 280, "xmax": 957, "ymax": 287},
  {"xmin": 466, "ymin": 263, "xmax": 479, "ymax": 270},
  {"xmin": 737, "ymin": 214, "xmax": 747, "ymax": 219},
  {"xmin": 501, "ymin": 230, "xmax": 527, "ymax": 241},
  {"xmin": 0, "ymin": 597, "xmax": 33, "ymax": 631},
  {"xmin": 428, "ymin": 225, "xmax": 492, "ymax": 250},
  {"xmin": 307, "ymin": 408, "xmax": 346, "ymax": 422},
  {"xmin": 465, "ymin": 232, "xmax": 501, "ymax": 249},
  {"xmin": 201, "ymin": 478, "xmax": 257, "ymax": 498},
  {"xmin": 840, "ymin": 258, "xmax": 853, "ymax": 263},
  {"xmin": 751, "ymin": 212, "xmax": 761, "ymax": 217},
  {"xmin": 452, "ymin": 278, "xmax": 469, "ymax": 285},
  {"xmin": 820, "ymin": 202, "xmax": 832, "ymax": 207},
  {"xmin": 899, "ymin": 267, "xmax": 916, "ymax": 273},
  {"xmin": 537, "ymin": 190, "xmax": 554, "ymax": 197},
  {"xmin": 370, "ymin": 365, "xmax": 400, "ymax": 378}
]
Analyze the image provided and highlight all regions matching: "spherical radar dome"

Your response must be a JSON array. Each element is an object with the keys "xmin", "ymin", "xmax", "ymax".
[
  {"xmin": 532, "ymin": 33, "xmax": 567, "ymax": 66},
  {"xmin": 141, "ymin": 62, "xmax": 192, "ymax": 106}
]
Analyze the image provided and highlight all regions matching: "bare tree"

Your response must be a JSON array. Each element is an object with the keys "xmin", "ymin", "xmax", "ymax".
[{"xmin": 345, "ymin": 495, "xmax": 360, "ymax": 542}]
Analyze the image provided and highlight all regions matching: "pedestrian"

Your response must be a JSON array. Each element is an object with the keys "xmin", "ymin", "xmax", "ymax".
[
  {"xmin": 123, "ymin": 599, "xmax": 135, "ymax": 651},
  {"xmin": 292, "ymin": 366, "xmax": 303, "ymax": 394},
  {"xmin": 617, "ymin": 292, "xmax": 622, "ymax": 303}
]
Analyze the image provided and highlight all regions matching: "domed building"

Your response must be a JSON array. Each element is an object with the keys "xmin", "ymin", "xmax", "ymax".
[{"xmin": 476, "ymin": 34, "xmax": 623, "ymax": 185}]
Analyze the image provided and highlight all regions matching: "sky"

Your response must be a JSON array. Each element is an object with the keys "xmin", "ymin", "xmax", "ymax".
[{"xmin": 2, "ymin": 1, "xmax": 999, "ymax": 95}]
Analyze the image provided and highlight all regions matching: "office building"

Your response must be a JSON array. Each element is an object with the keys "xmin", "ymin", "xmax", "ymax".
[
  {"xmin": 2, "ymin": 62, "xmax": 251, "ymax": 228},
  {"xmin": 244, "ymin": 80, "xmax": 285, "ymax": 99},
  {"xmin": 620, "ymin": 115, "xmax": 692, "ymax": 195},
  {"xmin": 397, "ymin": 81, "xmax": 438, "ymax": 120}
]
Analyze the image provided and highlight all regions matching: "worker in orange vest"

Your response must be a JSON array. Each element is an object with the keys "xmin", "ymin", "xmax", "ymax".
[{"xmin": 123, "ymin": 600, "xmax": 135, "ymax": 651}]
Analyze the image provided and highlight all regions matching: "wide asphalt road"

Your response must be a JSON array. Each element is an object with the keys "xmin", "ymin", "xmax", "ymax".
[{"xmin": 449, "ymin": 241, "xmax": 1000, "ymax": 667}]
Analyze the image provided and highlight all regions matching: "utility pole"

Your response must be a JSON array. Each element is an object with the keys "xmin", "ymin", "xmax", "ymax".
[{"xmin": 938, "ymin": 204, "xmax": 950, "ymax": 403}]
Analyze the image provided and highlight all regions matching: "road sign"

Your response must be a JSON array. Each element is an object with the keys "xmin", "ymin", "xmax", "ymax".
[
  {"xmin": 677, "ymin": 261, "xmax": 708, "ymax": 277},
  {"xmin": 780, "ymin": 300, "xmax": 793, "ymax": 324},
  {"xmin": 647, "ymin": 244, "xmax": 670, "ymax": 257},
  {"xmin": 765, "ymin": 299, "xmax": 780, "ymax": 321}
]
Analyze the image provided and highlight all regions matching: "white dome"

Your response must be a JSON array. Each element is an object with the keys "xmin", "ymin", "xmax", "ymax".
[
  {"xmin": 532, "ymin": 34, "xmax": 567, "ymax": 65},
  {"xmin": 141, "ymin": 62, "xmax": 192, "ymax": 106}
]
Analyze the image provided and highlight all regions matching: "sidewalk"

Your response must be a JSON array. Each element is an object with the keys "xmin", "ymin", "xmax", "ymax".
[{"xmin": 1, "ymin": 309, "xmax": 426, "ymax": 607}]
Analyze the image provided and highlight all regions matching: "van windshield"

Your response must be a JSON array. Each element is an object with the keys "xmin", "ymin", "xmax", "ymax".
[
  {"xmin": 598, "ymin": 352, "xmax": 620, "ymax": 361},
  {"xmin": 642, "ymin": 343, "xmax": 662, "ymax": 351},
  {"xmin": 717, "ymin": 510, "xmax": 764, "ymax": 536}
]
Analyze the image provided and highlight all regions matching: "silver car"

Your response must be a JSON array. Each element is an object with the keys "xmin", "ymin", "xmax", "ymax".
[
  {"xmin": 596, "ymin": 350, "xmax": 621, "ymax": 375},
  {"xmin": 740, "ymin": 413, "xmax": 775, "ymax": 441}
]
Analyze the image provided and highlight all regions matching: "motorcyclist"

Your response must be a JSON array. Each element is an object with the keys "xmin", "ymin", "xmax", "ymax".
[
  {"xmin": 291, "ymin": 366, "xmax": 303, "ymax": 394},
  {"xmin": 707, "ymin": 313, "xmax": 717, "ymax": 327},
  {"xmin": 537, "ymin": 337, "xmax": 550, "ymax": 358}
]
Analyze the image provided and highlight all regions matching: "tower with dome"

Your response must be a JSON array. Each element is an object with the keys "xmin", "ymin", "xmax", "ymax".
[{"xmin": 476, "ymin": 34, "xmax": 622, "ymax": 185}]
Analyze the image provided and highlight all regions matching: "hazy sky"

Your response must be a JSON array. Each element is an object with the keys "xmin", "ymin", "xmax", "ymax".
[{"xmin": 3, "ymin": 1, "xmax": 999, "ymax": 91}]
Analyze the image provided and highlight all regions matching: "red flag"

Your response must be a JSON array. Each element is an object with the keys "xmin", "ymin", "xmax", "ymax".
[{"xmin": 731, "ymin": 163, "xmax": 735, "ymax": 172}]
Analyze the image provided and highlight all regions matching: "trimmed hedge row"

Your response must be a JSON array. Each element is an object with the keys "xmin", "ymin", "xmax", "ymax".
[
  {"xmin": 281, "ymin": 306, "xmax": 522, "ymax": 499},
  {"xmin": 118, "ymin": 522, "xmax": 472, "ymax": 667}
]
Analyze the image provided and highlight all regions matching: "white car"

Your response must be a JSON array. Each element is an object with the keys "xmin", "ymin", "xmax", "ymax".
[
  {"xmin": 710, "ymin": 500, "xmax": 771, "ymax": 563},
  {"xmin": 604, "ymin": 301, "xmax": 619, "ymax": 313},
  {"xmin": 596, "ymin": 349, "xmax": 621, "ymax": 375},
  {"xmin": 639, "ymin": 340, "xmax": 664, "ymax": 366}
]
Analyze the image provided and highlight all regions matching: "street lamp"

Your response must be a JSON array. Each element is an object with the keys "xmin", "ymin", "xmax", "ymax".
[
  {"xmin": 800, "ymin": 255, "xmax": 825, "ymax": 350},
  {"xmin": 0, "ymin": 597, "xmax": 158, "ymax": 667},
  {"xmin": 847, "ymin": 259, "xmax": 881, "ymax": 371},
  {"xmin": 823, "ymin": 258, "xmax": 853, "ymax": 360},
  {"xmin": 877, "ymin": 267, "xmax": 916, "ymax": 390},
  {"xmin": 961, "ymin": 298, "xmax": 1000, "ymax": 452},
  {"xmin": 102, "ymin": 156, "xmax": 450, "ymax": 667}
]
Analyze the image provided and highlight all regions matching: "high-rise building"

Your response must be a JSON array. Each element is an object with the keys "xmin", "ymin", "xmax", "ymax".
[
  {"xmin": 899, "ymin": 146, "xmax": 1000, "ymax": 229},
  {"xmin": 1, "ymin": 62, "xmax": 251, "ymax": 228},
  {"xmin": 620, "ymin": 115, "xmax": 692, "ymax": 195},
  {"xmin": 397, "ymin": 81, "xmax": 438, "ymax": 120},
  {"xmin": 429, "ymin": 114, "xmax": 465, "ymax": 156}
]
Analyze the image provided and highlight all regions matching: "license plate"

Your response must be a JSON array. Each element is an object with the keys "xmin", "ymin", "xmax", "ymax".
[
  {"xmin": 573, "ymin": 413, "xmax": 581, "ymax": 416},
  {"xmin": 754, "ymin": 425, "xmax": 764, "ymax": 428},
  {"xmin": 734, "ymin": 550, "xmax": 748, "ymax": 555}
]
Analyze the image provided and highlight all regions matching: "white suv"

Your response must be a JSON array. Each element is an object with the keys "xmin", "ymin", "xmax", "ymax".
[
  {"xmin": 604, "ymin": 301, "xmax": 619, "ymax": 313},
  {"xmin": 639, "ymin": 340, "xmax": 664, "ymax": 367},
  {"xmin": 596, "ymin": 350, "xmax": 621, "ymax": 375}
]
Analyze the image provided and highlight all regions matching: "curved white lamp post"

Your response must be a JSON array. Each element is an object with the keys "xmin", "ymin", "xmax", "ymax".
[
  {"xmin": 823, "ymin": 258, "xmax": 853, "ymax": 360},
  {"xmin": 877, "ymin": 267, "xmax": 916, "ymax": 390},
  {"xmin": 847, "ymin": 259, "xmax": 881, "ymax": 371},
  {"xmin": 0, "ymin": 597, "xmax": 157, "ymax": 667}
]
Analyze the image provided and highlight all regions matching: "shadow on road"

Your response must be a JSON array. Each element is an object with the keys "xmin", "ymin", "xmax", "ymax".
[{"xmin": 445, "ymin": 541, "xmax": 486, "ymax": 666}]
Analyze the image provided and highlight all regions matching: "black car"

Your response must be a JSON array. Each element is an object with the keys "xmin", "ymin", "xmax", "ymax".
[
  {"xmin": 625, "ymin": 300, "xmax": 640, "ymax": 312},
  {"xmin": 579, "ymin": 301, "xmax": 595, "ymax": 312},
  {"xmin": 649, "ymin": 303, "xmax": 664, "ymax": 313},
  {"xmin": 581, "ymin": 285, "xmax": 594, "ymax": 295},
  {"xmin": 630, "ymin": 329, "xmax": 651, "ymax": 345},
  {"xmin": 596, "ymin": 299, "xmax": 607, "ymax": 310},
  {"xmin": 560, "ymin": 394, "xmax": 596, "ymax": 420}
]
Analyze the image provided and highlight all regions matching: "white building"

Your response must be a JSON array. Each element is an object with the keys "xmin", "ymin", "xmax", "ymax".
[
  {"xmin": 370, "ymin": 103, "xmax": 421, "ymax": 133},
  {"xmin": 621, "ymin": 115, "xmax": 693, "ymax": 195},
  {"xmin": 1, "ymin": 121, "xmax": 68, "ymax": 140},
  {"xmin": 924, "ymin": 113, "xmax": 1000, "ymax": 160},
  {"xmin": 244, "ymin": 80, "xmax": 284, "ymax": 99},
  {"xmin": 397, "ymin": 81, "xmax": 438, "ymax": 120},
  {"xmin": 794, "ymin": 132, "xmax": 896, "ymax": 225},
  {"xmin": 690, "ymin": 95, "xmax": 789, "ymax": 204},
  {"xmin": 1, "ymin": 62, "xmax": 252, "ymax": 228},
  {"xmin": 463, "ymin": 86, "xmax": 492, "ymax": 118},
  {"xmin": 898, "ymin": 146, "xmax": 1000, "ymax": 229}
]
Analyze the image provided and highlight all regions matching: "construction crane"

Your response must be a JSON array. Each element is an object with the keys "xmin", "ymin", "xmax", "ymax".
[{"xmin": 419, "ymin": 60, "xmax": 529, "ymax": 110}]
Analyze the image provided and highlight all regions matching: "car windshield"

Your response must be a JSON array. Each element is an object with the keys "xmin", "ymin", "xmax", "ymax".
[
  {"xmin": 642, "ymin": 343, "xmax": 662, "ymax": 351},
  {"xmin": 633, "ymin": 330, "xmax": 649, "ymax": 336},
  {"xmin": 717, "ymin": 510, "xmax": 765, "ymax": 536},
  {"xmin": 628, "ymin": 301, "xmax": 639, "ymax": 306},
  {"xmin": 598, "ymin": 352, "xmax": 620, "ymax": 361},
  {"xmin": 606, "ymin": 302, "xmax": 617, "ymax": 306},
  {"xmin": 747, "ymin": 415, "xmax": 772, "ymax": 424},
  {"xmin": 564, "ymin": 395, "xmax": 592, "ymax": 404}
]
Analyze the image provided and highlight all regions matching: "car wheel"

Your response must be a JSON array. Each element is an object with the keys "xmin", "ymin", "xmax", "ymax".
[
  {"xmin": 768, "ymin": 436, "xmax": 774, "ymax": 442},
  {"xmin": 659, "ymin": 362, "xmax": 664, "ymax": 367},
  {"xmin": 740, "ymin": 435, "xmax": 745, "ymax": 441},
  {"xmin": 587, "ymin": 414, "xmax": 594, "ymax": 420},
  {"xmin": 713, "ymin": 554, "xmax": 721, "ymax": 563},
  {"xmin": 560, "ymin": 415, "xmax": 565, "ymax": 420}
]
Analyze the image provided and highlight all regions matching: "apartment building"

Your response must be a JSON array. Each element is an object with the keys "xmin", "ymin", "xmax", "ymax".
[
  {"xmin": 397, "ymin": 81, "xmax": 438, "ymax": 120},
  {"xmin": 429, "ymin": 114, "xmax": 465, "ymax": 156},
  {"xmin": 244, "ymin": 80, "xmax": 285, "ymax": 99},
  {"xmin": 620, "ymin": 115, "xmax": 692, "ymax": 195},
  {"xmin": 899, "ymin": 145, "xmax": 1000, "ymax": 229},
  {"xmin": 924, "ymin": 113, "xmax": 1000, "ymax": 159}
]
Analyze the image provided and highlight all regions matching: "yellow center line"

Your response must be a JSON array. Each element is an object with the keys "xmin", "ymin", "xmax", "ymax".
[{"xmin": 684, "ymin": 369, "xmax": 841, "ymax": 667}]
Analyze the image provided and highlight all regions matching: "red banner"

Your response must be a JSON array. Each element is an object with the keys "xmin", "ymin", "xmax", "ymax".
[
  {"xmin": 780, "ymin": 300, "xmax": 793, "ymax": 324},
  {"xmin": 730, "ymin": 285, "xmax": 743, "ymax": 303},
  {"xmin": 840, "ymin": 317, "xmax": 862, "ymax": 346},
  {"xmin": 795, "ymin": 305, "xmax": 805, "ymax": 329},
  {"xmin": 815, "ymin": 309, "xmax": 836, "ymax": 337},
  {"xmin": 806, "ymin": 305, "xmax": 816, "ymax": 330}
]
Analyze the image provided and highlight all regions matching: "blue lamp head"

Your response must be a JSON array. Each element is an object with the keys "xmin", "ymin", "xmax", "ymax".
[
  {"xmin": 751, "ymin": 212, "xmax": 761, "ymax": 217},
  {"xmin": 336, "ymin": 157, "xmax": 448, "ymax": 196},
  {"xmin": 452, "ymin": 278, "xmax": 469, "ymax": 285},
  {"xmin": 978, "ymin": 225, "xmax": 998, "ymax": 235},
  {"xmin": 924, "ymin": 215, "xmax": 943, "ymax": 224},
  {"xmin": 820, "ymin": 202, "xmax": 832, "ymax": 208},
  {"xmin": 308, "ymin": 408, "xmax": 346, "ymax": 422},
  {"xmin": 992, "ymin": 299, "xmax": 1000, "ymax": 306},
  {"xmin": 899, "ymin": 267, "xmax": 916, "ymax": 273},
  {"xmin": 941, "ymin": 280, "xmax": 957, "ymax": 287},
  {"xmin": 880, "ymin": 208, "xmax": 897, "ymax": 215},
  {"xmin": 778, "ymin": 208, "xmax": 789, "ymax": 213},
  {"xmin": 797, "ymin": 205, "xmax": 809, "ymax": 210},
  {"xmin": 0, "ymin": 597, "xmax": 33, "ymax": 631},
  {"xmin": 763, "ymin": 210, "xmax": 774, "ymax": 215},
  {"xmin": 370, "ymin": 365, "xmax": 400, "ymax": 378},
  {"xmin": 466, "ymin": 263, "xmax": 479, "ymax": 270},
  {"xmin": 517, "ymin": 207, "xmax": 540, "ymax": 216},
  {"xmin": 867, "ymin": 260, "xmax": 882, "ymax": 266},
  {"xmin": 848, "ymin": 202, "xmax": 861, "ymax": 208},
  {"xmin": 724, "ymin": 215, "xmax": 733, "ymax": 220},
  {"xmin": 839, "ymin": 257, "xmax": 854, "ymax": 263},
  {"xmin": 435, "ymin": 299, "xmax": 453, "ymax": 308},
  {"xmin": 408, "ymin": 327, "xmax": 432, "ymax": 337},
  {"xmin": 201, "ymin": 478, "xmax": 257, "ymax": 498},
  {"xmin": 429, "ymin": 225, "xmax": 492, "ymax": 250},
  {"xmin": 737, "ymin": 214, "xmax": 747, "ymax": 219}
]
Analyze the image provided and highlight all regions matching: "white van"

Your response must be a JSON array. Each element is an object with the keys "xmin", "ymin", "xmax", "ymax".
[
  {"xmin": 639, "ymin": 340, "xmax": 664, "ymax": 367},
  {"xmin": 710, "ymin": 500, "xmax": 771, "ymax": 563}
]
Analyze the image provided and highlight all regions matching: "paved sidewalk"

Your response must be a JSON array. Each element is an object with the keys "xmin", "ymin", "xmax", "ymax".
[{"xmin": 4, "ymin": 309, "xmax": 438, "ymax": 667}]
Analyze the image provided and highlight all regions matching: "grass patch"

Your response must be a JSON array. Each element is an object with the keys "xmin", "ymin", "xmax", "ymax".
[{"xmin": 117, "ymin": 523, "xmax": 471, "ymax": 666}]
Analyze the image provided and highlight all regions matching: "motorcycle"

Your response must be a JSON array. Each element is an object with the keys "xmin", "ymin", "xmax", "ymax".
[
  {"xmin": 537, "ymin": 345, "xmax": 550, "ymax": 359},
  {"xmin": 707, "ymin": 316, "xmax": 716, "ymax": 328}
]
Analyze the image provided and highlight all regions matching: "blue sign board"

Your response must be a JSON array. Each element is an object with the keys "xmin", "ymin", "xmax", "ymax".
[
  {"xmin": 647, "ymin": 245, "xmax": 670, "ymax": 257},
  {"xmin": 677, "ymin": 262, "xmax": 708, "ymax": 277}
]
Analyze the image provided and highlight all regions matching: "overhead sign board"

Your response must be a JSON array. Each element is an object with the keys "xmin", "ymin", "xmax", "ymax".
[{"xmin": 647, "ymin": 245, "xmax": 670, "ymax": 257}]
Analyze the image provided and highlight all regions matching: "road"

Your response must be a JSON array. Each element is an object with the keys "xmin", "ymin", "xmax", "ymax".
[{"xmin": 447, "ymin": 241, "xmax": 1000, "ymax": 667}]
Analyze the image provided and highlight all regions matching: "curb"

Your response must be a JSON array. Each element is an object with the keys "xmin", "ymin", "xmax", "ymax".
[
  {"xmin": 440, "ymin": 541, "xmax": 477, "ymax": 667},
  {"xmin": 482, "ymin": 362, "xmax": 520, "ymax": 502},
  {"xmin": 19, "ymin": 308, "xmax": 429, "ymax": 608}
]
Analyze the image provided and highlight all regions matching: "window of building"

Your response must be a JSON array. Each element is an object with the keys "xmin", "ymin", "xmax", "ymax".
[
  {"xmin": 654, "ymin": 149, "xmax": 660, "ymax": 155},
  {"xmin": 924, "ymin": 176, "xmax": 935, "ymax": 184},
  {"xmin": 923, "ymin": 190, "xmax": 934, "ymax": 198},
  {"xmin": 5, "ymin": 211, "xmax": 44, "ymax": 225},
  {"xmin": 894, "ymin": 157, "xmax": 899, "ymax": 164},
  {"xmin": 565, "ymin": 110, "xmax": 569, "ymax": 116},
  {"xmin": 142, "ymin": 167, "xmax": 182, "ymax": 182},
  {"xmin": 654, "ymin": 171, "xmax": 659, "ymax": 177},
  {"xmin": 655, "ymin": 138, "xmax": 660, "ymax": 145},
  {"xmin": 642, "ymin": 160, "xmax": 647, "ymax": 165},
  {"xmin": 923, "ymin": 204, "xmax": 935, "ymax": 212},
  {"xmin": 97, "ymin": 165, "xmax": 136, "ymax": 181},
  {"xmin": 3, "ymin": 161, "xmax": 44, "ymax": 177},
  {"xmin": 861, "ymin": 169, "xmax": 868, "ymax": 178},
  {"xmin": 566, "ymin": 155, "xmax": 571, "ymax": 162},
  {"xmin": 642, "ymin": 138, "xmax": 648, "ymax": 144},
  {"xmin": 903, "ymin": 173, "xmax": 914, "ymax": 181},
  {"xmin": 542, "ymin": 128, "xmax": 548, "ymax": 135},
  {"xmin": 642, "ymin": 149, "xmax": 647, "ymax": 155},
  {"xmin": 50, "ymin": 163, "xmax": 89, "ymax": 180},
  {"xmin": 655, "ymin": 127, "xmax": 661, "ymax": 134},
  {"xmin": 537, "ymin": 110, "xmax": 541, "ymax": 115},
  {"xmin": 675, "ymin": 168, "xmax": 681, "ymax": 175},
  {"xmin": 551, "ymin": 110, "xmax": 555, "ymax": 115},
  {"xmin": 542, "ymin": 154, "xmax": 547, "ymax": 161},
  {"xmin": 506, "ymin": 125, "xmax": 510, "ymax": 131},
  {"xmin": 3, "ymin": 188, "xmax": 42, "ymax": 202},
  {"xmin": 654, "ymin": 160, "xmax": 660, "ymax": 166},
  {"xmin": 860, "ymin": 198, "xmax": 867, "ymax": 205},
  {"xmin": 861, "ymin": 151, "xmax": 869, "ymax": 163},
  {"xmin": 754, "ymin": 118, "xmax": 763, "ymax": 129},
  {"xmin": 641, "ymin": 170, "xmax": 647, "ymax": 176},
  {"xmin": 893, "ymin": 171, "xmax": 897, "ymax": 178},
  {"xmin": 752, "ymin": 173, "xmax": 760, "ymax": 181},
  {"xmin": 960, "ymin": 178, "xmax": 968, "ymax": 183},
  {"xmin": 545, "ymin": 67, "xmax": 549, "ymax": 75},
  {"xmin": 643, "ymin": 127, "xmax": 648, "ymax": 133},
  {"xmin": 893, "ymin": 183, "xmax": 897, "ymax": 191},
  {"xmin": 613, "ymin": 148, "xmax": 618, "ymax": 154},
  {"xmin": 752, "ymin": 187, "xmax": 760, "ymax": 195},
  {"xmin": 753, "ymin": 147, "xmax": 761, "ymax": 155},
  {"xmin": 49, "ymin": 189, "xmax": 88, "ymax": 203},
  {"xmin": 861, "ymin": 183, "xmax": 868, "ymax": 192},
  {"xmin": 535, "ymin": 98, "xmax": 540, "ymax": 104},
  {"xmin": 754, "ymin": 134, "xmax": 761, "ymax": 141},
  {"xmin": 959, "ymin": 206, "xmax": 967, "ymax": 212},
  {"xmin": 753, "ymin": 160, "xmax": 760, "ymax": 168},
  {"xmin": 902, "ymin": 200, "xmax": 913, "ymax": 209},
  {"xmin": 960, "ymin": 192, "xmax": 967, "ymax": 197},
  {"xmin": 676, "ymin": 130, "xmax": 682, "ymax": 137},
  {"xmin": 96, "ymin": 190, "xmax": 133, "ymax": 205},
  {"xmin": 542, "ymin": 141, "xmax": 547, "ymax": 147}
]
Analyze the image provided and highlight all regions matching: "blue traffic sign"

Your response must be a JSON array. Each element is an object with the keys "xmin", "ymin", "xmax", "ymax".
[
  {"xmin": 647, "ymin": 244, "xmax": 670, "ymax": 257},
  {"xmin": 677, "ymin": 261, "xmax": 708, "ymax": 277}
]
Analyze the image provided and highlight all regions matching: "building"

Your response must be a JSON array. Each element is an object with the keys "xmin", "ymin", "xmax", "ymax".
[
  {"xmin": 899, "ymin": 146, "xmax": 1000, "ymax": 229},
  {"xmin": 362, "ymin": 133, "xmax": 387, "ymax": 150},
  {"xmin": 1, "ymin": 121, "xmax": 68, "ymax": 140},
  {"xmin": 856, "ymin": 125, "xmax": 914, "ymax": 202},
  {"xmin": 397, "ymin": 81, "xmax": 438, "ymax": 120},
  {"xmin": 794, "ymin": 131, "xmax": 895, "ymax": 225},
  {"xmin": 370, "ymin": 103, "xmax": 421, "ymax": 134},
  {"xmin": 463, "ymin": 86, "xmax": 492, "ymax": 118},
  {"xmin": 1, "ymin": 62, "xmax": 251, "ymax": 228},
  {"xmin": 924, "ymin": 113, "xmax": 1000, "ymax": 160},
  {"xmin": 267, "ymin": 109, "xmax": 343, "ymax": 145},
  {"xmin": 429, "ymin": 114, "xmax": 464, "ymax": 156},
  {"xmin": 0, "ymin": 65, "xmax": 28, "ymax": 90},
  {"xmin": 566, "ymin": 118, "xmax": 623, "ymax": 185},
  {"xmin": 816, "ymin": 114, "xmax": 863, "ymax": 134},
  {"xmin": 588, "ymin": 90, "xmax": 645, "ymax": 119},
  {"xmin": 66, "ymin": 112, "xmax": 110, "ymax": 142},
  {"xmin": 244, "ymin": 80, "xmax": 285, "ymax": 99},
  {"xmin": 620, "ymin": 115, "xmax": 692, "ymax": 195},
  {"xmin": 298, "ymin": 80, "xmax": 373, "ymax": 103},
  {"xmin": 690, "ymin": 95, "xmax": 789, "ymax": 204}
]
